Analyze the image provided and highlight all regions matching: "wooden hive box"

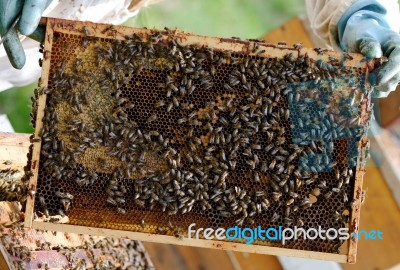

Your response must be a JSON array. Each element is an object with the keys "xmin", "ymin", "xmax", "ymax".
[{"xmin": 24, "ymin": 17, "xmax": 378, "ymax": 263}]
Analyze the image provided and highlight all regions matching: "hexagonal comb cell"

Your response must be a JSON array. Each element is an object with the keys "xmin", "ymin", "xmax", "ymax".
[{"xmin": 26, "ymin": 18, "xmax": 373, "ymax": 259}]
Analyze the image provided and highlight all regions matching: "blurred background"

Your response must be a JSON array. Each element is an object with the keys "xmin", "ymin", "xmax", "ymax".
[
  {"xmin": 0, "ymin": 0, "xmax": 305, "ymax": 133},
  {"xmin": 1, "ymin": 1, "xmax": 399, "ymax": 270}
]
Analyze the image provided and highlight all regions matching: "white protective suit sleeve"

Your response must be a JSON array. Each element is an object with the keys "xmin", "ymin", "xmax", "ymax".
[
  {"xmin": 305, "ymin": 0, "xmax": 400, "ymax": 50},
  {"xmin": 0, "ymin": 0, "xmax": 141, "ymax": 92}
]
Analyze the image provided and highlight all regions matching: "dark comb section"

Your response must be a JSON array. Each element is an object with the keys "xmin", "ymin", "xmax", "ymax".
[{"xmin": 29, "ymin": 23, "xmax": 372, "ymax": 255}]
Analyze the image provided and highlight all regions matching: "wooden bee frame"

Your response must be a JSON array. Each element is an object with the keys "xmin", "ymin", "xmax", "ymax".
[{"xmin": 25, "ymin": 18, "xmax": 377, "ymax": 263}]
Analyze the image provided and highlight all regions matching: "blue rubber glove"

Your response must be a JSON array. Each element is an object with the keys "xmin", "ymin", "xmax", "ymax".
[
  {"xmin": 338, "ymin": 0, "xmax": 400, "ymax": 98},
  {"xmin": 0, "ymin": 0, "xmax": 51, "ymax": 69}
]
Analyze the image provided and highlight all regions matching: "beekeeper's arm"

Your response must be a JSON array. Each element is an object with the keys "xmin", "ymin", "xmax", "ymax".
[
  {"xmin": 0, "ymin": 0, "xmax": 51, "ymax": 69},
  {"xmin": 0, "ymin": 0, "xmax": 149, "ymax": 92},
  {"xmin": 306, "ymin": 0, "xmax": 400, "ymax": 98}
]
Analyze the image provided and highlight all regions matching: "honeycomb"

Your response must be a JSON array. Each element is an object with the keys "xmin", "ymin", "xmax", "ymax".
[
  {"xmin": 28, "ymin": 19, "xmax": 373, "ymax": 256},
  {"xmin": 0, "ymin": 222, "xmax": 153, "ymax": 270}
]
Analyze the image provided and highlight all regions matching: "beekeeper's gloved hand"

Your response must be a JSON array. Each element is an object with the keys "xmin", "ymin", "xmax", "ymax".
[
  {"xmin": 338, "ymin": 0, "xmax": 400, "ymax": 98},
  {"xmin": 0, "ymin": 0, "xmax": 51, "ymax": 69}
]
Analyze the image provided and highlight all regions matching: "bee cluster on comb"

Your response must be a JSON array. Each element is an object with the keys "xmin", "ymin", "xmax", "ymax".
[{"xmin": 25, "ymin": 19, "xmax": 374, "ymax": 260}]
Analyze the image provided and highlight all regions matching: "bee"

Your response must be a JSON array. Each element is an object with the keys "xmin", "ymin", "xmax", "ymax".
[
  {"xmin": 185, "ymin": 153, "xmax": 194, "ymax": 163},
  {"xmin": 271, "ymin": 212, "xmax": 280, "ymax": 222},
  {"xmin": 82, "ymin": 38, "xmax": 89, "ymax": 47},
  {"xmin": 187, "ymin": 84, "xmax": 196, "ymax": 94},
  {"xmin": 343, "ymin": 192, "xmax": 349, "ymax": 203},
  {"xmin": 349, "ymin": 115, "xmax": 359, "ymax": 125},
  {"xmin": 107, "ymin": 197, "xmax": 117, "ymax": 206},
  {"xmin": 361, "ymin": 189, "xmax": 368, "ymax": 204},
  {"xmin": 285, "ymin": 206, "xmax": 291, "ymax": 218},
  {"xmin": 147, "ymin": 114, "xmax": 157, "ymax": 123},
  {"xmin": 117, "ymin": 207, "xmax": 126, "ymax": 214},
  {"xmin": 224, "ymin": 83, "xmax": 233, "ymax": 91},
  {"xmin": 251, "ymin": 144, "xmax": 262, "ymax": 150},
  {"xmin": 208, "ymin": 64, "xmax": 216, "ymax": 76},
  {"xmin": 269, "ymin": 159, "xmax": 276, "ymax": 170},
  {"xmin": 157, "ymin": 227, "xmax": 166, "ymax": 234},
  {"xmin": 293, "ymin": 43, "xmax": 303, "ymax": 49},
  {"xmin": 275, "ymin": 155, "xmax": 285, "ymax": 161},
  {"xmin": 266, "ymin": 131, "xmax": 274, "ymax": 141},
  {"xmin": 316, "ymin": 179, "xmax": 326, "ymax": 189},
  {"xmin": 229, "ymin": 160, "xmax": 237, "ymax": 170},
  {"xmin": 42, "ymin": 208, "xmax": 49, "ymax": 218},
  {"xmin": 83, "ymin": 26, "xmax": 91, "ymax": 36},
  {"xmin": 115, "ymin": 197, "xmax": 126, "ymax": 204},
  {"xmin": 297, "ymin": 218, "xmax": 304, "ymax": 226},
  {"xmin": 276, "ymin": 163, "xmax": 285, "ymax": 174},
  {"xmin": 256, "ymin": 49, "xmax": 266, "ymax": 56},
  {"xmin": 177, "ymin": 118, "xmax": 187, "ymax": 124},
  {"xmin": 272, "ymin": 192, "xmax": 282, "ymax": 201},
  {"xmin": 345, "ymin": 175, "xmax": 351, "ymax": 185},
  {"xmin": 286, "ymin": 198, "xmax": 294, "ymax": 206},
  {"xmin": 38, "ymin": 196, "xmax": 46, "ymax": 207},
  {"xmin": 240, "ymin": 73, "xmax": 247, "ymax": 84},
  {"xmin": 167, "ymin": 103, "xmax": 173, "ymax": 112},
  {"xmin": 246, "ymin": 160, "xmax": 256, "ymax": 170},
  {"xmin": 335, "ymin": 169, "xmax": 340, "ymax": 180},
  {"xmin": 220, "ymin": 171, "xmax": 229, "ymax": 182},
  {"xmin": 166, "ymin": 88, "xmax": 172, "ymax": 97},
  {"xmin": 55, "ymin": 191, "xmax": 74, "ymax": 200},
  {"xmin": 337, "ymin": 178, "xmax": 344, "ymax": 189},
  {"xmin": 156, "ymin": 100, "xmax": 165, "ymax": 107},
  {"xmin": 60, "ymin": 199, "xmax": 71, "ymax": 212},
  {"xmin": 172, "ymin": 96, "xmax": 179, "ymax": 107},
  {"xmin": 252, "ymin": 43, "xmax": 260, "ymax": 53},
  {"xmin": 287, "ymin": 152, "xmax": 297, "ymax": 163},
  {"xmin": 295, "ymin": 92, "xmax": 301, "ymax": 102},
  {"xmin": 324, "ymin": 191, "xmax": 333, "ymax": 199},
  {"xmin": 193, "ymin": 155, "xmax": 202, "ymax": 164},
  {"xmin": 58, "ymin": 209, "xmax": 66, "ymax": 217},
  {"xmin": 179, "ymin": 86, "xmax": 186, "ymax": 96},
  {"xmin": 314, "ymin": 47, "xmax": 328, "ymax": 54}
]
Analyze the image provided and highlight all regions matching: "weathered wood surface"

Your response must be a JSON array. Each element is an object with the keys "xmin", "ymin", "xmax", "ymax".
[{"xmin": 0, "ymin": 133, "xmax": 154, "ymax": 270}]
